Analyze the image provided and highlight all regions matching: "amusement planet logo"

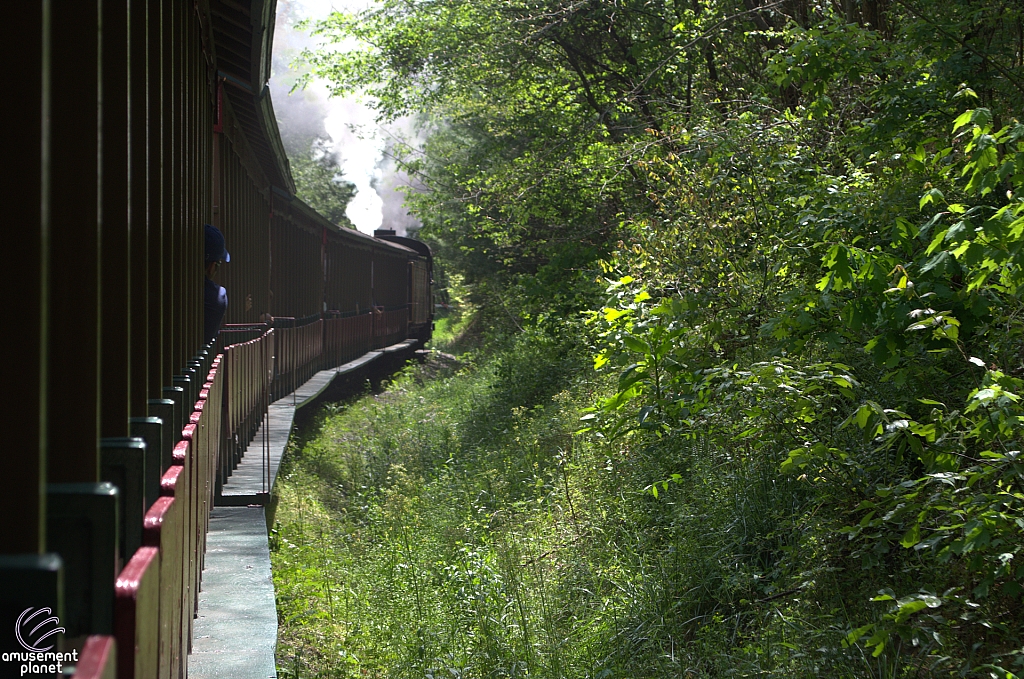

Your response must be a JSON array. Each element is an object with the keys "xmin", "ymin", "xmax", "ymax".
[
  {"xmin": 16, "ymin": 608, "xmax": 62, "ymax": 653},
  {"xmin": 2, "ymin": 608, "xmax": 77, "ymax": 677}
]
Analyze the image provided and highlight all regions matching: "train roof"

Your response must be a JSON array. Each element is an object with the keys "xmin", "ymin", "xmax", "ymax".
[
  {"xmin": 209, "ymin": 0, "xmax": 294, "ymax": 194},
  {"xmin": 210, "ymin": 0, "xmax": 420, "ymax": 258}
]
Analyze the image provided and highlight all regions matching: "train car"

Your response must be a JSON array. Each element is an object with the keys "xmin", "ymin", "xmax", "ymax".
[
  {"xmin": 1, "ymin": 1, "xmax": 430, "ymax": 677},
  {"xmin": 374, "ymin": 228, "xmax": 436, "ymax": 344}
]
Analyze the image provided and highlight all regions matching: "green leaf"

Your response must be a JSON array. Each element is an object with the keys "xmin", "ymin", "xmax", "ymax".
[
  {"xmin": 603, "ymin": 307, "xmax": 629, "ymax": 322},
  {"xmin": 622, "ymin": 335, "xmax": 648, "ymax": 354},
  {"xmin": 920, "ymin": 251, "xmax": 952, "ymax": 275},
  {"xmin": 865, "ymin": 628, "xmax": 887, "ymax": 656},
  {"xmin": 952, "ymin": 110, "xmax": 974, "ymax": 132},
  {"xmin": 780, "ymin": 448, "xmax": 808, "ymax": 473},
  {"xmin": 843, "ymin": 624, "xmax": 874, "ymax": 648},
  {"xmin": 853, "ymin": 404, "xmax": 873, "ymax": 428},
  {"xmin": 920, "ymin": 188, "xmax": 945, "ymax": 210},
  {"xmin": 969, "ymin": 108, "xmax": 993, "ymax": 130},
  {"xmin": 894, "ymin": 600, "xmax": 928, "ymax": 623},
  {"xmin": 637, "ymin": 405, "xmax": 655, "ymax": 425},
  {"xmin": 900, "ymin": 523, "xmax": 921, "ymax": 548},
  {"xmin": 618, "ymin": 364, "xmax": 645, "ymax": 391}
]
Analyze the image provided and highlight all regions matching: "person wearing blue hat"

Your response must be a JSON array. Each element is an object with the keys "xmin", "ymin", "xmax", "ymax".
[{"xmin": 204, "ymin": 224, "xmax": 230, "ymax": 345}]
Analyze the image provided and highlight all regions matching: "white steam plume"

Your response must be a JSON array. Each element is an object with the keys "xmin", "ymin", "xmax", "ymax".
[{"xmin": 272, "ymin": 0, "xmax": 426, "ymax": 236}]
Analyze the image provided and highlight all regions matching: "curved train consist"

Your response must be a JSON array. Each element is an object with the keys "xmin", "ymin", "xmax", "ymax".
[{"xmin": 1, "ymin": 1, "xmax": 429, "ymax": 677}]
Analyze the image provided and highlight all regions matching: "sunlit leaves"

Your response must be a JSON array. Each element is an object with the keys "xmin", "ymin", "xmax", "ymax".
[{"xmin": 298, "ymin": 0, "xmax": 1024, "ymax": 671}]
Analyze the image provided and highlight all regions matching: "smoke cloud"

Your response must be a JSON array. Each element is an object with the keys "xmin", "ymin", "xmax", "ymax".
[
  {"xmin": 271, "ymin": 0, "xmax": 425, "ymax": 236},
  {"xmin": 374, "ymin": 124, "xmax": 427, "ymax": 236}
]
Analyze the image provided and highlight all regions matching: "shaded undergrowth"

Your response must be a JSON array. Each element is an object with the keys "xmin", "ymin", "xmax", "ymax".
[{"xmin": 270, "ymin": 329, "xmax": 919, "ymax": 679}]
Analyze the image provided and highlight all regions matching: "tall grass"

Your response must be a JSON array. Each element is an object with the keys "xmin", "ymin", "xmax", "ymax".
[{"xmin": 271, "ymin": 332, "xmax": 881, "ymax": 678}]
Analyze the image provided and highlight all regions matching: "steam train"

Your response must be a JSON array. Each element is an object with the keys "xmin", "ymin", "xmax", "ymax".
[{"xmin": 1, "ymin": 1, "xmax": 430, "ymax": 677}]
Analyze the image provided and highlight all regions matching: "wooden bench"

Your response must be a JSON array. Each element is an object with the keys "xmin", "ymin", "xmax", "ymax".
[
  {"xmin": 100, "ymin": 437, "xmax": 147, "ymax": 564},
  {"xmin": 0, "ymin": 553, "xmax": 64, "ymax": 654},
  {"xmin": 72, "ymin": 634, "xmax": 117, "ymax": 678},
  {"xmin": 114, "ymin": 546, "xmax": 159, "ymax": 679},
  {"xmin": 146, "ymin": 399, "xmax": 177, "ymax": 474},
  {"xmin": 128, "ymin": 417, "xmax": 165, "ymax": 507},
  {"xmin": 47, "ymin": 483, "xmax": 119, "ymax": 637},
  {"xmin": 144, "ymin": 479, "xmax": 183, "ymax": 679},
  {"xmin": 160, "ymin": 386, "xmax": 185, "ymax": 439},
  {"xmin": 175, "ymin": 431, "xmax": 198, "ymax": 654}
]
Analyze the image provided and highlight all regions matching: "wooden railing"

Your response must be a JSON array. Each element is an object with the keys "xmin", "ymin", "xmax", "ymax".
[
  {"xmin": 272, "ymin": 319, "xmax": 322, "ymax": 397},
  {"xmin": 102, "ymin": 353, "xmax": 224, "ymax": 679},
  {"xmin": 92, "ymin": 309, "xmax": 418, "ymax": 678},
  {"xmin": 221, "ymin": 331, "xmax": 273, "ymax": 489},
  {"xmin": 324, "ymin": 314, "xmax": 373, "ymax": 367},
  {"xmin": 373, "ymin": 308, "xmax": 408, "ymax": 350}
]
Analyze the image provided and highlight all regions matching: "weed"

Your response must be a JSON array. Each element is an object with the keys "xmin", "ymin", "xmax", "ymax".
[{"xmin": 273, "ymin": 334, "xmax": 891, "ymax": 678}]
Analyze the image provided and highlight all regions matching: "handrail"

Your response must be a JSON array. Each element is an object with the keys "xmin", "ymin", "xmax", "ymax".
[
  {"xmin": 220, "ymin": 329, "xmax": 274, "ymax": 492},
  {"xmin": 271, "ymin": 313, "xmax": 321, "ymax": 329},
  {"xmin": 108, "ymin": 297, "xmax": 422, "ymax": 677}
]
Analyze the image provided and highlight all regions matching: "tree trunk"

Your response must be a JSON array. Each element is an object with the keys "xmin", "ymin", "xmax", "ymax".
[
  {"xmin": 862, "ymin": 0, "xmax": 889, "ymax": 36},
  {"xmin": 789, "ymin": 0, "xmax": 809, "ymax": 28},
  {"xmin": 842, "ymin": 0, "xmax": 859, "ymax": 24}
]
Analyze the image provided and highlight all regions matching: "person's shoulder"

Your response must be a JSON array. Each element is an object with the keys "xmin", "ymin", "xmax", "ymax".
[{"xmin": 204, "ymin": 278, "xmax": 227, "ymax": 309}]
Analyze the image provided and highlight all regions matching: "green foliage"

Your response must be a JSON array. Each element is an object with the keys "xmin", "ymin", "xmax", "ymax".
[
  {"xmin": 289, "ymin": 139, "xmax": 358, "ymax": 228},
  {"xmin": 284, "ymin": 0, "xmax": 1024, "ymax": 675},
  {"xmin": 274, "ymin": 340, "xmax": 864, "ymax": 678},
  {"xmin": 273, "ymin": 336, "xmax": 597, "ymax": 678},
  {"xmin": 585, "ymin": 106, "xmax": 1024, "ymax": 674}
]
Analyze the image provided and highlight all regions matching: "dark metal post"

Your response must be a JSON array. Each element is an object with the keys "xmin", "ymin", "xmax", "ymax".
[
  {"xmin": 1, "ymin": 0, "xmax": 48, "ymax": 554},
  {"xmin": 101, "ymin": 0, "xmax": 132, "ymax": 438},
  {"xmin": 47, "ymin": 0, "xmax": 103, "ymax": 484},
  {"xmin": 147, "ymin": 0, "xmax": 166, "ymax": 401},
  {"xmin": 129, "ymin": 0, "xmax": 151, "ymax": 417}
]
